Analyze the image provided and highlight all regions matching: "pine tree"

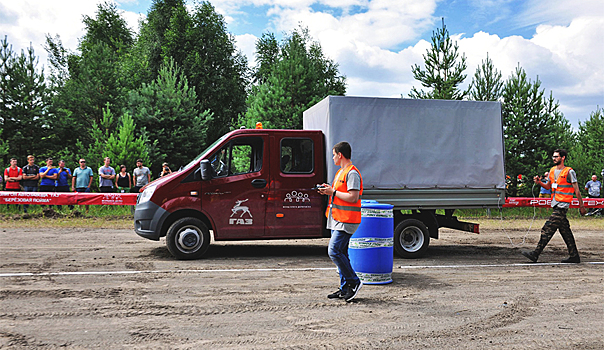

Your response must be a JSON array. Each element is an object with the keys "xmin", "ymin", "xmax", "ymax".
[
  {"xmin": 0, "ymin": 36, "xmax": 48, "ymax": 163},
  {"xmin": 502, "ymin": 65, "xmax": 574, "ymax": 196},
  {"xmin": 409, "ymin": 18, "xmax": 467, "ymax": 100},
  {"xmin": 571, "ymin": 107, "xmax": 604, "ymax": 191},
  {"xmin": 127, "ymin": 58, "xmax": 211, "ymax": 175},
  {"xmin": 244, "ymin": 26, "xmax": 346, "ymax": 130},
  {"xmin": 106, "ymin": 112, "xmax": 151, "ymax": 172},
  {"xmin": 468, "ymin": 53, "xmax": 503, "ymax": 101}
]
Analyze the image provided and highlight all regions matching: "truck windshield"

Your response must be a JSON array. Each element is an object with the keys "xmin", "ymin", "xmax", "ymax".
[{"xmin": 182, "ymin": 134, "xmax": 228, "ymax": 171}]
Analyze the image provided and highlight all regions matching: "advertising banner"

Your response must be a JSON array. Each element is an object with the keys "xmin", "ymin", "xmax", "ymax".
[
  {"xmin": 0, "ymin": 192, "xmax": 138, "ymax": 206},
  {"xmin": 504, "ymin": 197, "xmax": 604, "ymax": 208}
]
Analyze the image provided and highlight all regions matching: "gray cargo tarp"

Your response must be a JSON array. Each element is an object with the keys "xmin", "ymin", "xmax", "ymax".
[{"xmin": 303, "ymin": 96, "xmax": 505, "ymax": 190}]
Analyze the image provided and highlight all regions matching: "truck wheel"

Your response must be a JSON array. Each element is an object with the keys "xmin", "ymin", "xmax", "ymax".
[
  {"xmin": 394, "ymin": 219, "xmax": 430, "ymax": 259},
  {"xmin": 166, "ymin": 218, "xmax": 211, "ymax": 260}
]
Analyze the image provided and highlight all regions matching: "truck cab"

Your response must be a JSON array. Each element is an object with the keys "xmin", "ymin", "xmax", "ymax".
[{"xmin": 134, "ymin": 129, "xmax": 328, "ymax": 259}]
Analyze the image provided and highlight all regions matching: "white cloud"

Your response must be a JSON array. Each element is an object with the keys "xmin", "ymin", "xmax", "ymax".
[
  {"xmin": 235, "ymin": 33, "xmax": 259, "ymax": 67},
  {"xmin": 513, "ymin": 0, "xmax": 604, "ymax": 29},
  {"xmin": 0, "ymin": 0, "xmax": 97, "ymax": 62},
  {"xmin": 456, "ymin": 17, "xmax": 604, "ymax": 125},
  {"xmin": 0, "ymin": 0, "xmax": 144, "ymax": 68}
]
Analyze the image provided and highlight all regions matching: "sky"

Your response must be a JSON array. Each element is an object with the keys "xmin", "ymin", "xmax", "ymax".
[{"xmin": 1, "ymin": 0, "xmax": 603, "ymax": 128}]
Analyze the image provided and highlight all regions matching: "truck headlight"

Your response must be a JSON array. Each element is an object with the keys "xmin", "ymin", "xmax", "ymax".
[{"xmin": 137, "ymin": 185, "xmax": 156, "ymax": 204}]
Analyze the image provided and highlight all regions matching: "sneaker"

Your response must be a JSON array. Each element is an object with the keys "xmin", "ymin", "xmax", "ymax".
[
  {"xmin": 561, "ymin": 256, "xmax": 580, "ymax": 263},
  {"xmin": 344, "ymin": 281, "xmax": 362, "ymax": 302},
  {"xmin": 521, "ymin": 250, "xmax": 539, "ymax": 263},
  {"xmin": 327, "ymin": 289, "xmax": 344, "ymax": 299}
]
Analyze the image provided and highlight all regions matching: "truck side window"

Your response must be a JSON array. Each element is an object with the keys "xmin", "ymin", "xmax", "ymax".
[
  {"xmin": 231, "ymin": 137, "xmax": 263, "ymax": 175},
  {"xmin": 281, "ymin": 138, "xmax": 313, "ymax": 174},
  {"xmin": 209, "ymin": 137, "xmax": 263, "ymax": 177}
]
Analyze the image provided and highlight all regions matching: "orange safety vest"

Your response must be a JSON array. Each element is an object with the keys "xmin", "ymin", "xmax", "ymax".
[
  {"xmin": 549, "ymin": 166, "xmax": 574, "ymax": 203},
  {"xmin": 325, "ymin": 164, "xmax": 363, "ymax": 224}
]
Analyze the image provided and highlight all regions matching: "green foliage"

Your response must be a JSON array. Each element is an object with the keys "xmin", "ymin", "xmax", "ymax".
[
  {"xmin": 0, "ymin": 36, "xmax": 48, "ymax": 164},
  {"xmin": 106, "ymin": 112, "xmax": 152, "ymax": 172},
  {"xmin": 75, "ymin": 104, "xmax": 150, "ymax": 190},
  {"xmin": 80, "ymin": 1, "xmax": 134, "ymax": 54},
  {"xmin": 243, "ymin": 26, "xmax": 346, "ymax": 130},
  {"xmin": 468, "ymin": 53, "xmax": 503, "ymax": 101},
  {"xmin": 570, "ymin": 107, "xmax": 604, "ymax": 195},
  {"xmin": 502, "ymin": 65, "xmax": 574, "ymax": 196},
  {"xmin": 127, "ymin": 58, "xmax": 211, "ymax": 175},
  {"xmin": 252, "ymin": 32, "xmax": 279, "ymax": 84},
  {"xmin": 409, "ymin": 18, "xmax": 467, "ymax": 100}
]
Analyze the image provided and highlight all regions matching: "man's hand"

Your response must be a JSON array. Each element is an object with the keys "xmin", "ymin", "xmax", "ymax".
[
  {"xmin": 533, "ymin": 176, "xmax": 541, "ymax": 183},
  {"xmin": 579, "ymin": 207, "xmax": 587, "ymax": 216}
]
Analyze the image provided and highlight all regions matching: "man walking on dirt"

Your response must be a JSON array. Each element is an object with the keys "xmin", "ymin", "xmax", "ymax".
[
  {"xmin": 523, "ymin": 149, "xmax": 586, "ymax": 263},
  {"xmin": 318, "ymin": 141, "xmax": 363, "ymax": 302}
]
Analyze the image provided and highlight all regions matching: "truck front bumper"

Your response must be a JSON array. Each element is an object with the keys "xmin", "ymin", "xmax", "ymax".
[{"xmin": 134, "ymin": 200, "xmax": 169, "ymax": 241}]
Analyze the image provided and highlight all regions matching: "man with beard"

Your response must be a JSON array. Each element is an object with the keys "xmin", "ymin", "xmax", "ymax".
[{"xmin": 523, "ymin": 149, "xmax": 586, "ymax": 263}]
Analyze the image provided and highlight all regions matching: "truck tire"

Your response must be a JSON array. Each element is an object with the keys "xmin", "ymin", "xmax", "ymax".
[
  {"xmin": 394, "ymin": 219, "xmax": 430, "ymax": 259},
  {"xmin": 166, "ymin": 218, "xmax": 211, "ymax": 260}
]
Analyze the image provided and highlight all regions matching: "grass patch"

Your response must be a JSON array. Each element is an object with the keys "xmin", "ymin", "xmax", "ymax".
[{"xmin": 0, "ymin": 205, "xmax": 134, "ymax": 229}]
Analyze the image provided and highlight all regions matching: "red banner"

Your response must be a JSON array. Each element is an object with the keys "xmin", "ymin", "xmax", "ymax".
[
  {"xmin": 504, "ymin": 197, "xmax": 604, "ymax": 208},
  {"xmin": 0, "ymin": 191, "xmax": 138, "ymax": 205},
  {"xmin": 1, "ymin": 192, "xmax": 602, "ymax": 208}
]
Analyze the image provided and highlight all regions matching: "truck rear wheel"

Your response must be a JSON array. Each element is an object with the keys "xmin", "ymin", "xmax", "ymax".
[
  {"xmin": 394, "ymin": 219, "xmax": 429, "ymax": 258},
  {"xmin": 166, "ymin": 218, "xmax": 211, "ymax": 260}
]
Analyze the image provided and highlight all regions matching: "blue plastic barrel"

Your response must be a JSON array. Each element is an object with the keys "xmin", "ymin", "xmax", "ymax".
[{"xmin": 349, "ymin": 200, "xmax": 394, "ymax": 284}]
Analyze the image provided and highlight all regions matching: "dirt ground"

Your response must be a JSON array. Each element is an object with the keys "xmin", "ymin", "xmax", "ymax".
[{"xmin": 1, "ymin": 218, "xmax": 603, "ymax": 349}]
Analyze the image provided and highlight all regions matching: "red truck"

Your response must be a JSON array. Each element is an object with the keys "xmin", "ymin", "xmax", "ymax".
[{"xmin": 134, "ymin": 97, "xmax": 506, "ymax": 259}]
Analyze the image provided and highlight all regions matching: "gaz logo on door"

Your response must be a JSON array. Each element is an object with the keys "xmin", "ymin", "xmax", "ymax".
[{"xmin": 229, "ymin": 199, "xmax": 253, "ymax": 225}]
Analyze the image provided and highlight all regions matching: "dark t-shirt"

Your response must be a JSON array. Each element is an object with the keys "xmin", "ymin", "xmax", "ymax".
[{"xmin": 22, "ymin": 164, "xmax": 40, "ymax": 187}]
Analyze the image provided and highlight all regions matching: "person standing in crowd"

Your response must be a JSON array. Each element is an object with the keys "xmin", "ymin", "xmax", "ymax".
[
  {"xmin": 55, "ymin": 160, "xmax": 73, "ymax": 210},
  {"xmin": 585, "ymin": 174, "xmax": 601, "ymax": 198},
  {"xmin": 21, "ymin": 155, "xmax": 40, "ymax": 213},
  {"xmin": 585, "ymin": 174, "xmax": 602, "ymax": 214},
  {"xmin": 159, "ymin": 162, "xmax": 172, "ymax": 177},
  {"xmin": 4, "ymin": 158, "xmax": 23, "ymax": 210},
  {"xmin": 72, "ymin": 159, "xmax": 94, "ymax": 213},
  {"xmin": 318, "ymin": 141, "xmax": 363, "ymax": 302},
  {"xmin": 115, "ymin": 165, "xmax": 132, "ymax": 193},
  {"xmin": 39, "ymin": 157, "xmax": 58, "ymax": 193},
  {"xmin": 131, "ymin": 159, "xmax": 151, "ymax": 193},
  {"xmin": 98, "ymin": 157, "xmax": 116, "ymax": 193},
  {"xmin": 538, "ymin": 171, "xmax": 551, "ymax": 198},
  {"xmin": 523, "ymin": 149, "xmax": 586, "ymax": 264}
]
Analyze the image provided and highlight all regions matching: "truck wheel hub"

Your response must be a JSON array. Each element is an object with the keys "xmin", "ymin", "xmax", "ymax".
[{"xmin": 178, "ymin": 228, "xmax": 200, "ymax": 250}]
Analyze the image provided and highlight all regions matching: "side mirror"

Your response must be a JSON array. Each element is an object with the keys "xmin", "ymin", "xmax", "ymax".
[{"xmin": 200, "ymin": 160, "xmax": 213, "ymax": 181}]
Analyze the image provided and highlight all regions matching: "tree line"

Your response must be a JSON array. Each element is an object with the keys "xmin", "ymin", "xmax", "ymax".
[{"xmin": 1, "ymin": 1, "xmax": 601, "ymax": 196}]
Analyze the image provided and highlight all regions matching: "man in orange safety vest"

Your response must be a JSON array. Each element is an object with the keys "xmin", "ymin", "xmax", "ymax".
[
  {"xmin": 523, "ymin": 149, "xmax": 586, "ymax": 263},
  {"xmin": 318, "ymin": 141, "xmax": 363, "ymax": 302}
]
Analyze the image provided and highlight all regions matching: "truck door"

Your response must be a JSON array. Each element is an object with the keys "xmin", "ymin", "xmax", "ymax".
[
  {"xmin": 202, "ymin": 135, "xmax": 268, "ymax": 239},
  {"xmin": 265, "ymin": 136, "xmax": 325, "ymax": 238}
]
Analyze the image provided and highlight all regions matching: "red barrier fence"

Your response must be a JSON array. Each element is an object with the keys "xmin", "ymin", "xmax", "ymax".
[
  {"xmin": 503, "ymin": 197, "xmax": 604, "ymax": 208},
  {"xmin": 0, "ymin": 191, "xmax": 138, "ymax": 206},
  {"xmin": 1, "ymin": 192, "xmax": 603, "ymax": 208}
]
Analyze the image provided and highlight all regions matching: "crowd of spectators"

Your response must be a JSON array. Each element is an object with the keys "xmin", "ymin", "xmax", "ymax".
[{"xmin": 2, "ymin": 156, "xmax": 155, "ymax": 213}]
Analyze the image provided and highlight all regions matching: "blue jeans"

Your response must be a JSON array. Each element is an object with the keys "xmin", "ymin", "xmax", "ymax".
[
  {"xmin": 23, "ymin": 186, "xmax": 38, "ymax": 212},
  {"xmin": 328, "ymin": 229, "xmax": 360, "ymax": 289}
]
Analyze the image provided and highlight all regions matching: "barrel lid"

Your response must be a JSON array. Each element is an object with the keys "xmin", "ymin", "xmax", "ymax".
[{"xmin": 361, "ymin": 200, "xmax": 393, "ymax": 210}]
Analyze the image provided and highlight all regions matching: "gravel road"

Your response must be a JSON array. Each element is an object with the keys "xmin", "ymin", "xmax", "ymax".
[{"xmin": 1, "ymin": 220, "xmax": 602, "ymax": 349}]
